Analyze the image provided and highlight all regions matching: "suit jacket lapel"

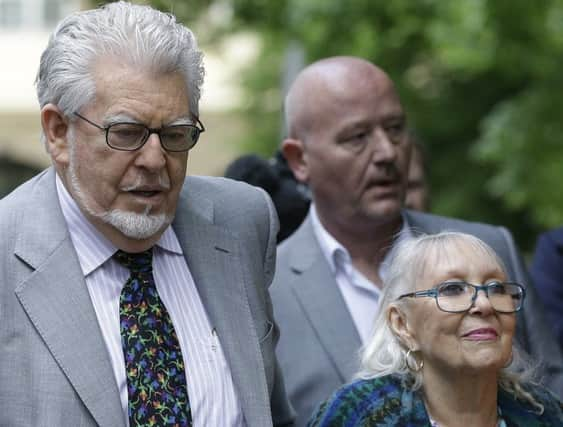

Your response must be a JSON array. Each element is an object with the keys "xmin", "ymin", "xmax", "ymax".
[
  {"xmin": 14, "ymin": 168, "xmax": 125, "ymax": 427},
  {"xmin": 172, "ymin": 189, "xmax": 271, "ymax": 427},
  {"xmin": 287, "ymin": 217, "xmax": 362, "ymax": 382},
  {"xmin": 403, "ymin": 209, "xmax": 435, "ymax": 235}
]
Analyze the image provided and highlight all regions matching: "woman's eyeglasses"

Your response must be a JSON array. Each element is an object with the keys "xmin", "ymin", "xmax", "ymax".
[{"xmin": 398, "ymin": 281, "xmax": 526, "ymax": 313}]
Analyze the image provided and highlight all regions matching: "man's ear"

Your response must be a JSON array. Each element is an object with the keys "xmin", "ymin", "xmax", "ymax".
[
  {"xmin": 281, "ymin": 138, "xmax": 309, "ymax": 183},
  {"xmin": 41, "ymin": 103, "xmax": 71, "ymax": 167},
  {"xmin": 388, "ymin": 304, "xmax": 418, "ymax": 351}
]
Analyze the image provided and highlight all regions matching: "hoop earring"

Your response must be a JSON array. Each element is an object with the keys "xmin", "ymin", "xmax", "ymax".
[{"xmin": 405, "ymin": 349, "xmax": 424, "ymax": 372}]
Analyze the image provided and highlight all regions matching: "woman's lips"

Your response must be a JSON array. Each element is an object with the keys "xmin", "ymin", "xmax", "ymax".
[{"xmin": 462, "ymin": 327, "xmax": 498, "ymax": 341}]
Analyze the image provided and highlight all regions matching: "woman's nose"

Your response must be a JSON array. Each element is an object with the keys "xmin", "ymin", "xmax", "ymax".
[{"xmin": 469, "ymin": 289, "xmax": 495, "ymax": 315}]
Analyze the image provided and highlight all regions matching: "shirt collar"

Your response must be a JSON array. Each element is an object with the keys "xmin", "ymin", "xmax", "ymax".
[
  {"xmin": 55, "ymin": 173, "xmax": 183, "ymax": 277},
  {"xmin": 310, "ymin": 203, "xmax": 414, "ymax": 282},
  {"xmin": 310, "ymin": 204, "xmax": 346, "ymax": 274}
]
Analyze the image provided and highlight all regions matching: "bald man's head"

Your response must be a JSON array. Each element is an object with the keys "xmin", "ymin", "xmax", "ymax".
[
  {"xmin": 281, "ymin": 56, "xmax": 410, "ymax": 235},
  {"xmin": 284, "ymin": 56, "xmax": 396, "ymax": 140}
]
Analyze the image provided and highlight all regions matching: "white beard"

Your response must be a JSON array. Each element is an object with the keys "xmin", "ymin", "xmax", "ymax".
[
  {"xmin": 67, "ymin": 143, "xmax": 172, "ymax": 240},
  {"xmin": 96, "ymin": 208, "xmax": 171, "ymax": 240}
]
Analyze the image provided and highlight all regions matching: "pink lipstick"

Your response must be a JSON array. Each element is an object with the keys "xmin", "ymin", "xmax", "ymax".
[{"xmin": 462, "ymin": 328, "xmax": 498, "ymax": 341}]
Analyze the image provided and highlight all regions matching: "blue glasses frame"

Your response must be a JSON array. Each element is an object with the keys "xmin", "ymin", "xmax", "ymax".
[{"xmin": 398, "ymin": 281, "xmax": 526, "ymax": 313}]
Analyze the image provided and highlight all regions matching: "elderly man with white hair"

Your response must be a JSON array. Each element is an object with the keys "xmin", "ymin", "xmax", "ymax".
[{"xmin": 0, "ymin": 2, "xmax": 293, "ymax": 426}]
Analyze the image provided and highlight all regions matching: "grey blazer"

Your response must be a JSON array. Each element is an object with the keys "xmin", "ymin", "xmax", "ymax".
[
  {"xmin": 271, "ymin": 209, "xmax": 563, "ymax": 426},
  {"xmin": 0, "ymin": 168, "xmax": 293, "ymax": 427}
]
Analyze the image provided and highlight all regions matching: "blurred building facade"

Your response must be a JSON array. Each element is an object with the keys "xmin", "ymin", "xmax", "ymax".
[{"xmin": 0, "ymin": 0, "xmax": 81, "ymax": 176}]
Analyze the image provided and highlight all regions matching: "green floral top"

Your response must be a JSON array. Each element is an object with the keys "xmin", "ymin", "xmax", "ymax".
[{"xmin": 308, "ymin": 374, "xmax": 563, "ymax": 427}]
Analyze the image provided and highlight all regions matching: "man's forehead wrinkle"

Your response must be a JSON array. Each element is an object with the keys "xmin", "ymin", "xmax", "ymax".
[{"xmin": 316, "ymin": 62, "xmax": 405, "ymax": 122}]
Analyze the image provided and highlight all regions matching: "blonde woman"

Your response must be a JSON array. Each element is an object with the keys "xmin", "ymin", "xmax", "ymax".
[{"xmin": 309, "ymin": 232, "xmax": 563, "ymax": 426}]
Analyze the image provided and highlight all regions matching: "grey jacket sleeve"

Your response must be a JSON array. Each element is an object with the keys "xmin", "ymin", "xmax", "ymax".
[{"xmin": 258, "ymin": 188, "xmax": 295, "ymax": 426}]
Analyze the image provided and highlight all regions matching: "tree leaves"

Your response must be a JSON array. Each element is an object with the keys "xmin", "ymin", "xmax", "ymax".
[{"xmin": 148, "ymin": 0, "xmax": 563, "ymax": 251}]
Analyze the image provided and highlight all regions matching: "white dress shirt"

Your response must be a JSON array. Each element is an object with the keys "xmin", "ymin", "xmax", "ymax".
[
  {"xmin": 56, "ymin": 174, "xmax": 244, "ymax": 426},
  {"xmin": 310, "ymin": 205, "xmax": 412, "ymax": 344}
]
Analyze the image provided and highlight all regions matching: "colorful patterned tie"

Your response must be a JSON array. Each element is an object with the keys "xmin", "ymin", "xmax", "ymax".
[{"xmin": 115, "ymin": 249, "xmax": 192, "ymax": 427}]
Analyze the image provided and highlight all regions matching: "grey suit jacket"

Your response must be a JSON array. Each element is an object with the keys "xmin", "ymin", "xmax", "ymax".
[
  {"xmin": 271, "ymin": 209, "xmax": 563, "ymax": 426},
  {"xmin": 0, "ymin": 167, "xmax": 293, "ymax": 427}
]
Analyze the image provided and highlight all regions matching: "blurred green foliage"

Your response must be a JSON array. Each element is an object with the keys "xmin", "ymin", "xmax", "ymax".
[
  {"xmin": 147, "ymin": 0, "xmax": 563, "ymax": 252},
  {"xmin": 0, "ymin": 158, "xmax": 41, "ymax": 197}
]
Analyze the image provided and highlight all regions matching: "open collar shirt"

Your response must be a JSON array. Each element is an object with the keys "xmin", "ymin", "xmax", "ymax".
[
  {"xmin": 56, "ymin": 174, "xmax": 244, "ymax": 426},
  {"xmin": 310, "ymin": 204, "xmax": 412, "ymax": 344}
]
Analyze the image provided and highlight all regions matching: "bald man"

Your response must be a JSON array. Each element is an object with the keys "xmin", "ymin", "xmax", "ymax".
[{"xmin": 270, "ymin": 56, "xmax": 563, "ymax": 425}]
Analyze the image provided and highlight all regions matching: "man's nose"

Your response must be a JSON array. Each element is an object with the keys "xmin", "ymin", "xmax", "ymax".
[
  {"xmin": 135, "ymin": 133, "xmax": 166, "ymax": 171},
  {"xmin": 371, "ymin": 127, "xmax": 398, "ymax": 161}
]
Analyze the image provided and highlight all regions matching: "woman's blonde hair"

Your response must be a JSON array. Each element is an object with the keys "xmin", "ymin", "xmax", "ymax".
[{"xmin": 357, "ymin": 231, "xmax": 543, "ymax": 413}]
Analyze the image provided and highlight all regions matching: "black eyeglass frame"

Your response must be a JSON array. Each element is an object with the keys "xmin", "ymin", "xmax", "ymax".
[
  {"xmin": 397, "ymin": 281, "xmax": 526, "ymax": 314},
  {"xmin": 73, "ymin": 112, "xmax": 205, "ymax": 152}
]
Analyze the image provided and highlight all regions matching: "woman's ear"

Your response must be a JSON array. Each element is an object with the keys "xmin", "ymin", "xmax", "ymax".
[
  {"xmin": 281, "ymin": 138, "xmax": 309, "ymax": 183},
  {"xmin": 41, "ymin": 103, "xmax": 71, "ymax": 167},
  {"xmin": 388, "ymin": 304, "xmax": 418, "ymax": 351}
]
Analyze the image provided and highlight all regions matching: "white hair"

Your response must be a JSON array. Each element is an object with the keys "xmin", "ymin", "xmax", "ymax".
[
  {"xmin": 357, "ymin": 231, "xmax": 543, "ymax": 413},
  {"xmin": 36, "ymin": 1, "xmax": 204, "ymax": 145},
  {"xmin": 96, "ymin": 209, "xmax": 172, "ymax": 240}
]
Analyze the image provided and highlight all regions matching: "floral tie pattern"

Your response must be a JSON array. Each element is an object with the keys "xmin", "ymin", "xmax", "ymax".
[{"xmin": 115, "ymin": 249, "xmax": 192, "ymax": 427}]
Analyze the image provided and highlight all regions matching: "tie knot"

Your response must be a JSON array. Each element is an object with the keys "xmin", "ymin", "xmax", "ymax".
[{"xmin": 113, "ymin": 249, "xmax": 153, "ymax": 274}]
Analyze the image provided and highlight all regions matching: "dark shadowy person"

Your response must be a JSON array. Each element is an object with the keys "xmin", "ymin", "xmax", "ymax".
[
  {"xmin": 225, "ymin": 150, "xmax": 310, "ymax": 242},
  {"xmin": 405, "ymin": 136, "xmax": 430, "ymax": 212},
  {"xmin": 225, "ymin": 154, "xmax": 280, "ymax": 196}
]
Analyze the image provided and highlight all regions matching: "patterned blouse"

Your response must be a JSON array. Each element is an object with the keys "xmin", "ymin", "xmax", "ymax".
[{"xmin": 308, "ymin": 374, "xmax": 563, "ymax": 426}]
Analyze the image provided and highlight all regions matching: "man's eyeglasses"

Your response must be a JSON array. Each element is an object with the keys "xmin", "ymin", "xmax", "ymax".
[
  {"xmin": 73, "ymin": 112, "xmax": 205, "ymax": 152},
  {"xmin": 397, "ymin": 281, "xmax": 526, "ymax": 313}
]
